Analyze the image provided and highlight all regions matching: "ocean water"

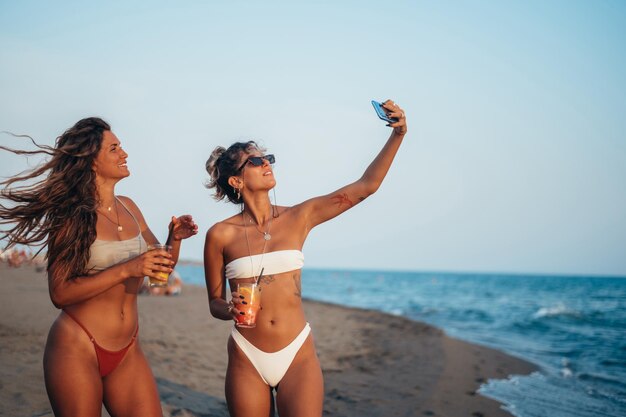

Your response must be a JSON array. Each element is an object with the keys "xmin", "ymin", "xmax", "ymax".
[{"xmin": 177, "ymin": 265, "xmax": 626, "ymax": 417}]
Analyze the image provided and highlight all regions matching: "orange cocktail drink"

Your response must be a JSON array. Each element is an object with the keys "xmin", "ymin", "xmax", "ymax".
[
  {"xmin": 235, "ymin": 282, "xmax": 261, "ymax": 328},
  {"xmin": 147, "ymin": 244, "xmax": 172, "ymax": 288}
]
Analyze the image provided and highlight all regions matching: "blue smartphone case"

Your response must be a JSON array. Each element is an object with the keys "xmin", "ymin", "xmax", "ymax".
[{"xmin": 371, "ymin": 100, "xmax": 397, "ymax": 123}]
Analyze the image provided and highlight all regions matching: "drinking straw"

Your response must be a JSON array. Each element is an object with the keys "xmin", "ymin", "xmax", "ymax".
[
  {"xmin": 256, "ymin": 268, "xmax": 265, "ymax": 285},
  {"xmin": 164, "ymin": 221, "xmax": 175, "ymax": 247}
]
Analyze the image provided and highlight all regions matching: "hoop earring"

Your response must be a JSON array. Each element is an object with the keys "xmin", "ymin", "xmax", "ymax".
[{"xmin": 236, "ymin": 187, "xmax": 241, "ymax": 201}]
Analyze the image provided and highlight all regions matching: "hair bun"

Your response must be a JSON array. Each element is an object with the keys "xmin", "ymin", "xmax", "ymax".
[{"xmin": 205, "ymin": 146, "xmax": 226, "ymax": 188}]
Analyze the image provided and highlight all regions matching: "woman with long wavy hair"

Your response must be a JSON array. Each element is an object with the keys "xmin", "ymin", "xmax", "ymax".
[
  {"xmin": 0, "ymin": 117, "xmax": 198, "ymax": 416},
  {"xmin": 203, "ymin": 100, "xmax": 407, "ymax": 416}
]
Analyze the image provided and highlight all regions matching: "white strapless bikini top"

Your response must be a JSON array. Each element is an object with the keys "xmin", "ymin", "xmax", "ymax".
[{"xmin": 225, "ymin": 250, "xmax": 304, "ymax": 280}]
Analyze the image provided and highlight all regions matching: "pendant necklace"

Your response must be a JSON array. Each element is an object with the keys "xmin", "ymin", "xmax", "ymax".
[
  {"xmin": 242, "ymin": 206, "xmax": 272, "ymax": 280},
  {"xmin": 99, "ymin": 197, "xmax": 123, "ymax": 232},
  {"xmin": 245, "ymin": 211, "xmax": 272, "ymax": 241}
]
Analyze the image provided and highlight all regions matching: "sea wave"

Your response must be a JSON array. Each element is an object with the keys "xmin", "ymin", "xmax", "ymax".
[
  {"xmin": 480, "ymin": 371, "xmax": 623, "ymax": 417},
  {"xmin": 532, "ymin": 303, "xmax": 582, "ymax": 319}
]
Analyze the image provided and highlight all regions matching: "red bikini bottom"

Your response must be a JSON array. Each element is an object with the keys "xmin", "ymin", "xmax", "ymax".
[{"xmin": 63, "ymin": 310, "xmax": 138, "ymax": 377}]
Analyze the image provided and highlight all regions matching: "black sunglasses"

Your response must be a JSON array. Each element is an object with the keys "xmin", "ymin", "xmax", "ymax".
[{"xmin": 237, "ymin": 154, "xmax": 275, "ymax": 171}]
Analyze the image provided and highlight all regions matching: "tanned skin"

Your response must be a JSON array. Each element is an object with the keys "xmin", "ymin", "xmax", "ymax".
[
  {"xmin": 44, "ymin": 131, "xmax": 198, "ymax": 417},
  {"xmin": 204, "ymin": 100, "xmax": 408, "ymax": 417}
]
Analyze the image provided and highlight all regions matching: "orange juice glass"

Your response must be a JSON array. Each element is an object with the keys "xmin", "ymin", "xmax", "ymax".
[
  {"xmin": 235, "ymin": 282, "xmax": 261, "ymax": 328},
  {"xmin": 147, "ymin": 244, "xmax": 172, "ymax": 288}
]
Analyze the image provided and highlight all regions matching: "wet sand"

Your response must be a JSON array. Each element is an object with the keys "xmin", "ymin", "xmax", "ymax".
[{"xmin": 0, "ymin": 264, "xmax": 537, "ymax": 416}]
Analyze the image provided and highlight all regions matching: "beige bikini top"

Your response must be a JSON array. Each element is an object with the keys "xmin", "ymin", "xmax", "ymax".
[{"xmin": 86, "ymin": 197, "xmax": 147, "ymax": 272}]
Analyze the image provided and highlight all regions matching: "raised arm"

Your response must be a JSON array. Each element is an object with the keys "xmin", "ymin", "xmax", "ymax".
[{"xmin": 296, "ymin": 99, "xmax": 407, "ymax": 229}]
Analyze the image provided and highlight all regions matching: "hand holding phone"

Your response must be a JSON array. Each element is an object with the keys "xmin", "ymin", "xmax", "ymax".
[{"xmin": 371, "ymin": 100, "xmax": 398, "ymax": 123}]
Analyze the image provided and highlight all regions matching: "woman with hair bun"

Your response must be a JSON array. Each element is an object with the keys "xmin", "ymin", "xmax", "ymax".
[
  {"xmin": 0, "ymin": 118, "xmax": 198, "ymax": 416},
  {"xmin": 204, "ymin": 100, "xmax": 407, "ymax": 417}
]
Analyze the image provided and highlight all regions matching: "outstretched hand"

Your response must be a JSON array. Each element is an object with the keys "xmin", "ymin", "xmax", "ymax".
[
  {"xmin": 382, "ymin": 100, "xmax": 408, "ymax": 135},
  {"xmin": 170, "ymin": 215, "xmax": 198, "ymax": 241}
]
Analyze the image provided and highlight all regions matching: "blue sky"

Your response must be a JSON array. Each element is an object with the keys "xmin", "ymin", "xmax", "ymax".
[{"xmin": 1, "ymin": 1, "xmax": 625, "ymax": 276}]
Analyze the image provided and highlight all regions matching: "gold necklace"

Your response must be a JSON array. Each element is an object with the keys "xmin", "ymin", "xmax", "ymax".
[{"xmin": 98, "ymin": 197, "xmax": 123, "ymax": 232}]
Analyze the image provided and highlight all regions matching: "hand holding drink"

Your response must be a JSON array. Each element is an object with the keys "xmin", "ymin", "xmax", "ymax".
[
  {"xmin": 147, "ymin": 244, "xmax": 172, "ymax": 287},
  {"xmin": 232, "ymin": 282, "xmax": 261, "ymax": 328}
]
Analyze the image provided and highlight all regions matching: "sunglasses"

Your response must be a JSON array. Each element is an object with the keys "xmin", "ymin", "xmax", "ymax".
[{"xmin": 237, "ymin": 154, "xmax": 275, "ymax": 171}]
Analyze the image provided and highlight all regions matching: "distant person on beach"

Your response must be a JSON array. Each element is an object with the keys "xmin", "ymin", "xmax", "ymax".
[
  {"xmin": 165, "ymin": 269, "xmax": 183, "ymax": 295},
  {"xmin": 204, "ymin": 100, "xmax": 407, "ymax": 416},
  {"xmin": 0, "ymin": 118, "xmax": 198, "ymax": 416}
]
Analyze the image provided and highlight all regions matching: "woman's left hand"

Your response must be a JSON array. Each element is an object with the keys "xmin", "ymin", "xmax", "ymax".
[
  {"xmin": 170, "ymin": 215, "xmax": 198, "ymax": 241},
  {"xmin": 381, "ymin": 100, "xmax": 408, "ymax": 136}
]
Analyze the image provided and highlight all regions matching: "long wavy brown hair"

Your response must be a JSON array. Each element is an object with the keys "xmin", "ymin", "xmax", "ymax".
[{"xmin": 1, "ymin": 117, "xmax": 110, "ymax": 282}]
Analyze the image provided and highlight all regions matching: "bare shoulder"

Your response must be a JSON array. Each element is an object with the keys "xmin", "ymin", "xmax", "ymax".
[
  {"xmin": 205, "ymin": 214, "xmax": 241, "ymax": 245},
  {"xmin": 273, "ymin": 205, "xmax": 293, "ymax": 216},
  {"xmin": 116, "ymin": 195, "xmax": 142, "ymax": 215},
  {"xmin": 285, "ymin": 200, "xmax": 310, "ymax": 218},
  {"xmin": 272, "ymin": 205, "xmax": 307, "ymax": 231},
  {"xmin": 267, "ymin": 205, "xmax": 305, "ymax": 226},
  {"xmin": 116, "ymin": 195, "xmax": 137, "ymax": 208}
]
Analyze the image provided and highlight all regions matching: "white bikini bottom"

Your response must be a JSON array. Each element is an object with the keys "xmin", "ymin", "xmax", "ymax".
[{"xmin": 231, "ymin": 323, "xmax": 311, "ymax": 387}]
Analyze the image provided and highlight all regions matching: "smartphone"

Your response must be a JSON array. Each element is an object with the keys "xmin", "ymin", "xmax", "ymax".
[{"xmin": 371, "ymin": 100, "xmax": 398, "ymax": 123}]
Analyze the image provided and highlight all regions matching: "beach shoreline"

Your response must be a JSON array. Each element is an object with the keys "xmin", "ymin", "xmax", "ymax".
[{"xmin": 0, "ymin": 264, "xmax": 537, "ymax": 417}]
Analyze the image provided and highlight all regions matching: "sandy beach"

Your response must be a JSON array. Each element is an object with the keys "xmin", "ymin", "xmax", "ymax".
[{"xmin": 0, "ymin": 263, "xmax": 537, "ymax": 417}]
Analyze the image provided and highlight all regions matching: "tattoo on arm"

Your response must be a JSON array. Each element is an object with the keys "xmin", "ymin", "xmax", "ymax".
[
  {"xmin": 260, "ymin": 274, "xmax": 275, "ymax": 285},
  {"xmin": 293, "ymin": 273, "xmax": 302, "ymax": 297},
  {"xmin": 331, "ymin": 193, "xmax": 354, "ymax": 209}
]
